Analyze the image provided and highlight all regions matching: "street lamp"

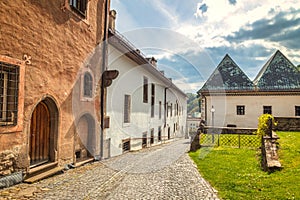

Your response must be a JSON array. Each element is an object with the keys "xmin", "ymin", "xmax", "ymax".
[{"xmin": 211, "ymin": 106, "xmax": 215, "ymax": 143}]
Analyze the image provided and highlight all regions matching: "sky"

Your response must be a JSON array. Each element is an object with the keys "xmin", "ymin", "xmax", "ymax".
[{"xmin": 110, "ymin": 0, "xmax": 300, "ymax": 93}]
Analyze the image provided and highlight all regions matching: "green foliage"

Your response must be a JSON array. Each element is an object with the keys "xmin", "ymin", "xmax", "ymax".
[
  {"xmin": 186, "ymin": 93, "xmax": 199, "ymax": 114},
  {"xmin": 256, "ymin": 114, "xmax": 276, "ymax": 136},
  {"xmin": 189, "ymin": 132, "xmax": 300, "ymax": 199}
]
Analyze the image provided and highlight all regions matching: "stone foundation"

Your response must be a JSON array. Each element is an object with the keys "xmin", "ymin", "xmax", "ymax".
[
  {"xmin": 0, "ymin": 151, "xmax": 16, "ymax": 176},
  {"xmin": 274, "ymin": 117, "xmax": 300, "ymax": 131},
  {"xmin": 261, "ymin": 132, "xmax": 281, "ymax": 172}
]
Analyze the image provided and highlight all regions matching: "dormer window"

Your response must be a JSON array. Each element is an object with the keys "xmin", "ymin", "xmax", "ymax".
[
  {"xmin": 70, "ymin": 0, "xmax": 87, "ymax": 17},
  {"xmin": 83, "ymin": 72, "xmax": 93, "ymax": 97}
]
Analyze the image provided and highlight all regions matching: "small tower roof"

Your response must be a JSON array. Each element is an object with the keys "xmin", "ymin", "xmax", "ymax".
[
  {"xmin": 253, "ymin": 50, "xmax": 300, "ymax": 90},
  {"xmin": 200, "ymin": 54, "xmax": 254, "ymax": 92}
]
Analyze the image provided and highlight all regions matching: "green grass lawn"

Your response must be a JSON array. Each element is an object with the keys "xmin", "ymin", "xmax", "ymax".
[{"xmin": 189, "ymin": 131, "xmax": 300, "ymax": 200}]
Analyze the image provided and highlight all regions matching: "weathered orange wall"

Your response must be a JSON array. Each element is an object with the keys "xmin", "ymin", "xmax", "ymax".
[{"xmin": 0, "ymin": 0, "xmax": 107, "ymax": 172}]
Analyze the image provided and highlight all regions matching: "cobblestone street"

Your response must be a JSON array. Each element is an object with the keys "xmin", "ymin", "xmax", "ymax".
[{"xmin": 0, "ymin": 139, "xmax": 219, "ymax": 200}]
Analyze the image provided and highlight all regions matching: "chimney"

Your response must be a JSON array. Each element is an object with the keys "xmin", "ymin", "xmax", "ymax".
[
  {"xmin": 109, "ymin": 10, "xmax": 117, "ymax": 32},
  {"xmin": 146, "ymin": 57, "xmax": 157, "ymax": 67}
]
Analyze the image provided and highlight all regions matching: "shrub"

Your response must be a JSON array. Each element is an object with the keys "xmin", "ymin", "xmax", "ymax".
[{"xmin": 256, "ymin": 114, "xmax": 276, "ymax": 136}]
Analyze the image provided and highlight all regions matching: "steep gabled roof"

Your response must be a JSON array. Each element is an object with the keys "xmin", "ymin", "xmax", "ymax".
[
  {"xmin": 200, "ymin": 54, "xmax": 254, "ymax": 92},
  {"xmin": 253, "ymin": 50, "xmax": 300, "ymax": 90}
]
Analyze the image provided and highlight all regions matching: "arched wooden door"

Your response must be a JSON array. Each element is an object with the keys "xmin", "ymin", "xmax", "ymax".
[{"xmin": 29, "ymin": 102, "xmax": 50, "ymax": 166}]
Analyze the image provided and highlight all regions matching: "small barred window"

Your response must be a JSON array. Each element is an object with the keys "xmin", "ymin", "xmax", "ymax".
[{"xmin": 0, "ymin": 62, "xmax": 19, "ymax": 126}]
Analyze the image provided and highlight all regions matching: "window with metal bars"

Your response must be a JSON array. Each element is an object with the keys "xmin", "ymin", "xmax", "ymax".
[
  {"xmin": 236, "ymin": 105, "xmax": 245, "ymax": 115},
  {"xmin": 122, "ymin": 138, "xmax": 130, "ymax": 152},
  {"xmin": 69, "ymin": 0, "xmax": 87, "ymax": 17},
  {"xmin": 0, "ymin": 62, "xmax": 19, "ymax": 126}
]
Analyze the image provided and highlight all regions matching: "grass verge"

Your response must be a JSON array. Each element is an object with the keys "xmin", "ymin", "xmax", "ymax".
[{"xmin": 189, "ymin": 131, "xmax": 300, "ymax": 200}]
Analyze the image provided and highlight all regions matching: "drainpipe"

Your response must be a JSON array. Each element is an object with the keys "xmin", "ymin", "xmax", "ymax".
[
  {"xmin": 164, "ymin": 82, "xmax": 173, "ymax": 128},
  {"xmin": 100, "ymin": 0, "xmax": 109, "ymax": 160}
]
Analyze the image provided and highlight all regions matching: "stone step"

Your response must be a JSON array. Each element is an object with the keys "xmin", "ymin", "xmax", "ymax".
[{"xmin": 24, "ymin": 167, "xmax": 64, "ymax": 183}]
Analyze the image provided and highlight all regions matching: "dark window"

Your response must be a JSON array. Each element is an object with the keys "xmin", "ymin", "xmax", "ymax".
[
  {"xmin": 166, "ymin": 103, "xmax": 169, "ymax": 117},
  {"xmin": 0, "ymin": 62, "xmax": 19, "ymax": 126},
  {"xmin": 158, "ymin": 126, "xmax": 161, "ymax": 141},
  {"xmin": 142, "ymin": 132, "xmax": 147, "ymax": 148},
  {"xmin": 122, "ymin": 138, "xmax": 130, "ymax": 152},
  {"xmin": 236, "ymin": 105, "xmax": 245, "ymax": 115},
  {"xmin": 150, "ymin": 128, "xmax": 154, "ymax": 144},
  {"xmin": 124, "ymin": 95, "xmax": 131, "ymax": 123},
  {"xmin": 69, "ymin": 0, "xmax": 87, "ymax": 17},
  {"xmin": 151, "ymin": 84, "xmax": 155, "ymax": 117},
  {"xmin": 83, "ymin": 72, "xmax": 93, "ymax": 97},
  {"xmin": 263, "ymin": 106, "xmax": 272, "ymax": 115},
  {"xmin": 170, "ymin": 103, "xmax": 173, "ymax": 117},
  {"xmin": 143, "ymin": 76, "xmax": 148, "ymax": 103},
  {"xmin": 295, "ymin": 106, "xmax": 300, "ymax": 116},
  {"xmin": 159, "ymin": 101, "xmax": 162, "ymax": 119}
]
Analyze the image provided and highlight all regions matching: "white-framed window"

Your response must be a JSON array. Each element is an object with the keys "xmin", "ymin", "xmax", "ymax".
[
  {"xmin": 236, "ymin": 105, "xmax": 245, "ymax": 115},
  {"xmin": 151, "ymin": 83, "xmax": 155, "ymax": 118},
  {"xmin": 159, "ymin": 101, "xmax": 162, "ymax": 119},
  {"xmin": 83, "ymin": 72, "xmax": 93, "ymax": 98},
  {"xmin": 263, "ymin": 106, "xmax": 272, "ymax": 115},
  {"xmin": 80, "ymin": 67, "xmax": 94, "ymax": 101},
  {"xmin": 124, "ymin": 94, "xmax": 131, "ymax": 123},
  {"xmin": 143, "ymin": 76, "xmax": 148, "ymax": 103},
  {"xmin": 0, "ymin": 62, "xmax": 19, "ymax": 126}
]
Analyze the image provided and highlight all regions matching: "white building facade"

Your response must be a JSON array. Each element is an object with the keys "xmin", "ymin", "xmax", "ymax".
[
  {"xmin": 106, "ymin": 29, "xmax": 187, "ymax": 157},
  {"xmin": 199, "ymin": 51, "xmax": 300, "ymax": 128}
]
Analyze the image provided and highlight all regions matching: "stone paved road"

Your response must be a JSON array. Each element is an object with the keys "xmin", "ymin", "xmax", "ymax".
[{"xmin": 0, "ymin": 139, "xmax": 219, "ymax": 200}]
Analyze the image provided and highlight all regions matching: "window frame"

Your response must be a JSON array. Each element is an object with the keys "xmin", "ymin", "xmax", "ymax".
[
  {"xmin": 159, "ymin": 101, "xmax": 162, "ymax": 119},
  {"xmin": 83, "ymin": 72, "xmax": 93, "ymax": 98},
  {"xmin": 143, "ymin": 76, "xmax": 148, "ymax": 103},
  {"xmin": 0, "ymin": 62, "xmax": 19, "ymax": 126},
  {"xmin": 263, "ymin": 106, "xmax": 272, "ymax": 115},
  {"xmin": 124, "ymin": 94, "xmax": 131, "ymax": 123},
  {"xmin": 295, "ymin": 106, "xmax": 300, "ymax": 116},
  {"xmin": 80, "ymin": 68, "xmax": 94, "ymax": 101},
  {"xmin": 236, "ymin": 105, "xmax": 245, "ymax": 115},
  {"xmin": 151, "ymin": 83, "xmax": 155, "ymax": 118},
  {"xmin": 0, "ymin": 56, "xmax": 25, "ymax": 133},
  {"xmin": 69, "ymin": 0, "xmax": 88, "ymax": 18}
]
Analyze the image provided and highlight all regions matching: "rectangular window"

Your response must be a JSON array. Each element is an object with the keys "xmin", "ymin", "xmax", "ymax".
[
  {"xmin": 236, "ymin": 105, "xmax": 245, "ymax": 115},
  {"xmin": 122, "ymin": 138, "xmax": 130, "ymax": 152},
  {"xmin": 124, "ymin": 95, "xmax": 131, "ymax": 123},
  {"xmin": 69, "ymin": 0, "xmax": 87, "ymax": 17},
  {"xmin": 142, "ymin": 132, "xmax": 147, "ymax": 148},
  {"xmin": 0, "ymin": 62, "xmax": 19, "ymax": 126},
  {"xmin": 295, "ymin": 106, "xmax": 300, "ymax": 116},
  {"xmin": 159, "ymin": 101, "xmax": 162, "ymax": 119},
  {"xmin": 158, "ymin": 126, "xmax": 161, "ymax": 141},
  {"xmin": 170, "ymin": 103, "xmax": 173, "ymax": 117},
  {"xmin": 151, "ymin": 84, "xmax": 155, "ymax": 117},
  {"xmin": 143, "ymin": 76, "xmax": 148, "ymax": 103},
  {"xmin": 263, "ymin": 106, "xmax": 272, "ymax": 115},
  {"xmin": 150, "ymin": 128, "xmax": 154, "ymax": 144}
]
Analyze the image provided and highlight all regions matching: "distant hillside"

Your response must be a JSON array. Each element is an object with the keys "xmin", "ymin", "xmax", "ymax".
[{"xmin": 186, "ymin": 93, "xmax": 200, "ymax": 115}]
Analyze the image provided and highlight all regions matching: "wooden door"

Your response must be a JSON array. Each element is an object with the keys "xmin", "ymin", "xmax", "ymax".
[{"xmin": 29, "ymin": 102, "xmax": 50, "ymax": 166}]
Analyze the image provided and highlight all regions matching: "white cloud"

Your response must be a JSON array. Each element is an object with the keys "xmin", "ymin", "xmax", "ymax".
[{"xmin": 173, "ymin": 78, "xmax": 205, "ymax": 93}]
